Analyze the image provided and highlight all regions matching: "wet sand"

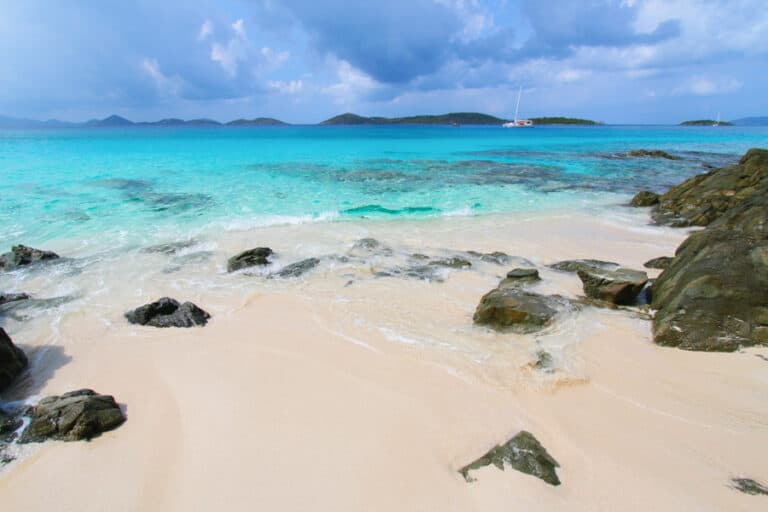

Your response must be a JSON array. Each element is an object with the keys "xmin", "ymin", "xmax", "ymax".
[{"xmin": 1, "ymin": 210, "xmax": 767, "ymax": 511}]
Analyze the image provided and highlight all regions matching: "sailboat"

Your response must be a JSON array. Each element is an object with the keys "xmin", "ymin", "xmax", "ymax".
[
  {"xmin": 712, "ymin": 112, "xmax": 721, "ymax": 127},
  {"xmin": 503, "ymin": 87, "xmax": 533, "ymax": 128}
]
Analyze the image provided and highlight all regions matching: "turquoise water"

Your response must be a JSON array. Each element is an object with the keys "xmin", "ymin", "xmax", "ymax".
[{"xmin": 1, "ymin": 125, "xmax": 766, "ymax": 251}]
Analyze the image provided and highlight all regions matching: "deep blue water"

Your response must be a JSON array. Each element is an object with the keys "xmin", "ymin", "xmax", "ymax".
[{"xmin": 1, "ymin": 124, "xmax": 766, "ymax": 250}]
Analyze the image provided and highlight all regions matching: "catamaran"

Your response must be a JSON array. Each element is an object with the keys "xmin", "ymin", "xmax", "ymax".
[{"xmin": 503, "ymin": 87, "xmax": 533, "ymax": 128}]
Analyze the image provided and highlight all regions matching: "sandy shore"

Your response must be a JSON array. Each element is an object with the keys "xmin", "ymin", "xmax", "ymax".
[{"xmin": 1, "ymin": 210, "xmax": 767, "ymax": 511}]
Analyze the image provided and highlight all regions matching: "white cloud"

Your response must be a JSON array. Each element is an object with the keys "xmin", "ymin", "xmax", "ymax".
[
  {"xmin": 556, "ymin": 68, "xmax": 591, "ymax": 83},
  {"xmin": 269, "ymin": 80, "xmax": 303, "ymax": 94},
  {"xmin": 198, "ymin": 20, "xmax": 213, "ymax": 40},
  {"xmin": 323, "ymin": 60, "xmax": 380, "ymax": 105},
  {"xmin": 260, "ymin": 47, "xmax": 289, "ymax": 69},
  {"xmin": 231, "ymin": 19, "xmax": 245, "ymax": 37},
  {"xmin": 683, "ymin": 76, "xmax": 743, "ymax": 96},
  {"xmin": 141, "ymin": 58, "xmax": 182, "ymax": 96},
  {"xmin": 210, "ymin": 20, "xmax": 250, "ymax": 76}
]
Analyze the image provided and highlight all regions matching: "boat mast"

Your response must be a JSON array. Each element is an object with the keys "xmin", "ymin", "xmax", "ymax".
[{"xmin": 514, "ymin": 86, "xmax": 522, "ymax": 123}]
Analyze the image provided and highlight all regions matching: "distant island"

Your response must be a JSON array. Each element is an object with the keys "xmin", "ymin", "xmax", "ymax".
[
  {"xmin": 529, "ymin": 117, "xmax": 597, "ymax": 125},
  {"xmin": 0, "ymin": 114, "xmax": 288, "ymax": 129},
  {"xmin": 681, "ymin": 119, "xmax": 734, "ymax": 126},
  {"xmin": 320, "ymin": 112, "xmax": 507, "ymax": 125}
]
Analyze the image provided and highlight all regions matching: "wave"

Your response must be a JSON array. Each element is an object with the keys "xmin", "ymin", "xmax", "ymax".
[{"xmin": 341, "ymin": 204, "xmax": 442, "ymax": 216}]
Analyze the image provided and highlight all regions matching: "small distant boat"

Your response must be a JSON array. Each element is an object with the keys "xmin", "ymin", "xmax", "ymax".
[
  {"xmin": 712, "ymin": 112, "xmax": 721, "ymax": 127},
  {"xmin": 503, "ymin": 87, "xmax": 533, "ymax": 128}
]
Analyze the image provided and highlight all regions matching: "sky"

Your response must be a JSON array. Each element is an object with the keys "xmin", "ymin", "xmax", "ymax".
[{"xmin": 1, "ymin": 0, "xmax": 767, "ymax": 124}]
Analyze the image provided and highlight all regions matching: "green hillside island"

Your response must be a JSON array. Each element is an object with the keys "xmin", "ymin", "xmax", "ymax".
[
  {"xmin": 681, "ymin": 119, "xmax": 734, "ymax": 126},
  {"xmin": 321, "ymin": 112, "xmax": 598, "ymax": 125}
]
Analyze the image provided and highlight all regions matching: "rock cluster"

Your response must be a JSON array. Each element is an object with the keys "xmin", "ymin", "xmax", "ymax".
[{"xmin": 0, "ymin": 245, "xmax": 59, "ymax": 271}]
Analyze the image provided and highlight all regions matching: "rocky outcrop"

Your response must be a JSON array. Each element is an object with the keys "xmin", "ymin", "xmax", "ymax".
[
  {"xmin": 650, "ymin": 148, "xmax": 768, "ymax": 351},
  {"xmin": 630, "ymin": 190, "xmax": 660, "ymax": 207},
  {"xmin": 459, "ymin": 431, "xmax": 560, "ymax": 485},
  {"xmin": 549, "ymin": 259, "xmax": 619, "ymax": 274},
  {"xmin": 473, "ymin": 289, "xmax": 561, "ymax": 333},
  {"xmin": 268, "ymin": 258, "xmax": 320, "ymax": 279},
  {"xmin": 643, "ymin": 256, "xmax": 674, "ymax": 269},
  {"xmin": 577, "ymin": 267, "xmax": 648, "ymax": 305},
  {"xmin": 125, "ymin": 297, "xmax": 210, "ymax": 328},
  {"xmin": 623, "ymin": 149, "xmax": 681, "ymax": 160},
  {"xmin": 652, "ymin": 148, "xmax": 768, "ymax": 227},
  {"xmin": 19, "ymin": 389, "xmax": 125, "ymax": 442},
  {"xmin": 227, "ymin": 247, "xmax": 273, "ymax": 272},
  {"xmin": 0, "ymin": 245, "xmax": 60, "ymax": 271},
  {"xmin": 0, "ymin": 328, "xmax": 28, "ymax": 391},
  {"xmin": 0, "ymin": 292, "xmax": 30, "ymax": 306},
  {"xmin": 498, "ymin": 268, "xmax": 540, "ymax": 289}
]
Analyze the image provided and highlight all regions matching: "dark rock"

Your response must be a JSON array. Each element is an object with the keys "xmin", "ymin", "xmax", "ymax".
[
  {"xmin": 459, "ymin": 431, "xmax": 560, "ymax": 485},
  {"xmin": 473, "ymin": 289, "xmax": 560, "ymax": 333},
  {"xmin": 650, "ymin": 151, "xmax": 768, "ymax": 350},
  {"xmin": 125, "ymin": 297, "xmax": 210, "ymax": 328},
  {"xmin": 268, "ymin": 258, "xmax": 320, "ymax": 279},
  {"xmin": 532, "ymin": 350, "xmax": 554, "ymax": 372},
  {"xmin": 349, "ymin": 238, "xmax": 392, "ymax": 257},
  {"xmin": 0, "ymin": 328, "xmax": 28, "ymax": 392},
  {"xmin": 643, "ymin": 256, "xmax": 674, "ymax": 269},
  {"xmin": 731, "ymin": 478, "xmax": 768, "ymax": 496},
  {"xmin": 630, "ymin": 190, "xmax": 660, "ymax": 207},
  {"xmin": 652, "ymin": 148, "xmax": 768, "ymax": 227},
  {"xmin": 141, "ymin": 240, "xmax": 197, "ymax": 255},
  {"xmin": 0, "ymin": 292, "xmax": 31, "ymax": 306},
  {"xmin": 374, "ymin": 265, "xmax": 443, "ymax": 282},
  {"xmin": 227, "ymin": 247, "xmax": 273, "ymax": 272},
  {"xmin": 499, "ymin": 268, "xmax": 541, "ymax": 289},
  {"xmin": 577, "ymin": 267, "xmax": 648, "ymax": 305},
  {"xmin": 410, "ymin": 253, "xmax": 430, "ymax": 260},
  {"xmin": 0, "ymin": 245, "xmax": 60, "ymax": 271},
  {"xmin": 428, "ymin": 257, "xmax": 472, "ymax": 269},
  {"xmin": 467, "ymin": 251, "xmax": 511, "ymax": 265},
  {"xmin": 549, "ymin": 259, "xmax": 619, "ymax": 274},
  {"xmin": 19, "ymin": 389, "xmax": 125, "ymax": 443},
  {"xmin": 623, "ymin": 149, "xmax": 681, "ymax": 160}
]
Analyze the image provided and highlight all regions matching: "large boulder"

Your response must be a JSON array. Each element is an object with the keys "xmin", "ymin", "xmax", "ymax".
[
  {"xmin": 473, "ymin": 289, "xmax": 560, "ymax": 333},
  {"xmin": 19, "ymin": 389, "xmax": 125, "ymax": 442},
  {"xmin": 227, "ymin": 247, "xmax": 273, "ymax": 272},
  {"xmin": 459, "ymin": 431, "xmax": 560, "ymax": 486},
  {"xmin": 0, "ymin": 245, "xmax": 60, "ymax": 271},
  {"xmin": 652, "ymin": 148, "xmax": 768, "ymax": 227},
  {"xmin": 125, "ymin": 297, "xmax": 210, "ymax": 328},
  {"xmin": 652, "ymin": 149, "xmax": 768, "ymax": 351},
  {"xmin": 0, "ymin": 328, "xmax": 28, "ymax": 392},
  {"xmin": 630, "ymin": 190, "xmax": 660, "ymax": 207},
  {"xmin": 577, "ymin": 267, "xmax": 648, "ymax": 305}
]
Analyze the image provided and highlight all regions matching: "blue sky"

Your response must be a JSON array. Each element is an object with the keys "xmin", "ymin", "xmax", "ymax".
[{"xmin": 1, "ymin": 0, "xmax": 766, "ymax": 123}]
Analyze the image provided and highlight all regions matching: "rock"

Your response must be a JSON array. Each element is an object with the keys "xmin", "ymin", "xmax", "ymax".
[
  {"xmin": 0, "ymin": 328, "xmax": 28, "ymax": 392},
  {"xmin": 268, "ymin": 258, "xmax": 320, "ymax": 279},
  {"xmin": 459, "ymin": 431, "xmax": 560, "ymax": 485},
  {"xmin": 374, "ymin": 265, "xmax": 443, "ymax": 282},
  {"xmin": 650, "ymin": 150, "xmax": 768, "ymax": 351},
  {"xmin": 227, "ymin": 247, "xmax": 273, "ymax": 272},
  {"xmin": 349, "ymin": 238, "xmax": 392, "ymax": 257},
  {"xmin": 630, "ymin": 190, "xmax": 660, "ymax": 207},
  {"xmin": 467, "ymin": 251, "xmax": 511, "ymax": 265},
  {"xmin": 652, "ymin": 148, "xmax": 768, "ymax": 227},
  {"xmin": 0, "ymin": 292, "xmax": 31, "ymax": 306},
  {"xmin": 428, "ymin": 257, "xmax": 472, "ymax": 269},
  {"xmin": 577, "ymin": 267, "xmax": 648, "ymax": 305},
  {"xmin": 19, "ymin": 389, "xmax": 125, "ymax": 443},
  {"xmin": 498, "ymin": 268, "xmax": 541, "ymax": 289},
  {"xmin": 531, "ymin": 350, "xmax": 554, "ymax": 372},
  {"xmin": 141, "ymin": 240, "xmax": 197, "ymax": 255},
  {"xmin": 125, "ymin": 297, "xmax": 210, "ymax": 328},
  {"xmin": 643, "ymin": 256, "xmax": 674, "ymax": 269},
  {"xmin": 549, "ymin": 259, "xmax": 619, "ymax": 274},
  {"xmin": 623, "ymin": 149, "xmax": 681, "ymax": 160},
  {"xmin": 473, "ymin": 289, "xmax": 560, "ymax": 333},
  {"xmin": 0, "ymin": 245, "xmax": 60, "ymax": 271},
  {"xmin": 731, "ymin": 478, "xmax": 768, "ymax": 496}
]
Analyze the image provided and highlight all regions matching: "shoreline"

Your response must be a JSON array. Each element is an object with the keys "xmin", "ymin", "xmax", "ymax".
[{"xmin": 2, "ymin": 206, "xmax": 767, "ymax": 510}]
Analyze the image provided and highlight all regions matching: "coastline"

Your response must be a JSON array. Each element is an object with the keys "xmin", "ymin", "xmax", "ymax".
[{"xmin": 2, "ymin": 208, "xmax": 767, "ymax": 510}]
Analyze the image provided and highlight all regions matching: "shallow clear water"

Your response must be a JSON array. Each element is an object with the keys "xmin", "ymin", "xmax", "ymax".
[{"xmin": 1, "ymin": 124, "xmax": 766, "ymax": 251}]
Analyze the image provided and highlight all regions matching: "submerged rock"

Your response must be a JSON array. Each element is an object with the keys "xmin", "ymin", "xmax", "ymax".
[
  {"xmin": 227, "ymin": 247, "xmax": 273, "ymax": 272},
  {"xmin": 374, "ymin": 265, "xmax": 444, "ymax": 282},
  {"xmin": 0, "ymin": 328, "xmax": 28, "ymax": 392},
  {"xmin": 630, "ymin": 190, "xmax": 660, "ymax": 207},
  {"xmin": 19, "ymin": 389, "xmax": 125, "ymax": 443},
  {"xmin": 0, "ymin": 245, "xmax": 60, "ymax": 271},
  {"xmin": 268, "ymin": 258, "xmax": 320, "ymax": 279},
  {"xmin": 731, "ymin": 478, "xmax": 768, "ymax": 496},
  {"xmin": 466, "ymin": 251, "xmax": 511, "ymax": 265},
  {"xmin": 652, "ymin": 148, "xmax": 768, "ymax": 227},
  {"xmin": 141, "ymin": 240, "xmax": 197, "ymax": 255},
  {"xmin": 0, "ymin": 292, "xmax": 30, "ymax": 306},
  {"xmin": 125, "ymin": 297, "xmax": 210, "ymax": 328},
  {"xmin": 643, "ymin": 256, "xmax": 674, "ymax": 269},
  {"xmin": 622, "ymin": 149, "xmax": 681, "ymax": 160},
  {"xmin": 498, "ymin": 268, "xmax": 541, "ymax": 289},
  {"xmin": 349, "ymin": 238, "xmax": 392, "ymax": 257},
  {"xmin": 651, "ymin": 149, "xmax": 768, "ymax": 351},
  {"xmin": 473, "ymin": 289, "xmax": 560, "ymax": 333},
  {"xmin": 459, "ymin": 431, "xmax": 560, "ymax": 486},
  {"xmin": 428, "ymin": 256, "xmax": 472, "ymax": 269},
  {"xmin": 577, "ymin": 267, "xmax": 648, "ymax": 305},
  {"xmin": 549, "ymin": 259, "xmax": 619, "ymax": 274}
]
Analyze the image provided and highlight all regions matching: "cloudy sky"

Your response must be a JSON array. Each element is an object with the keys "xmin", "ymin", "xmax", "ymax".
[{"xmin": 1, "ymin": 0, "xmax": 766, "ymax": 123}]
